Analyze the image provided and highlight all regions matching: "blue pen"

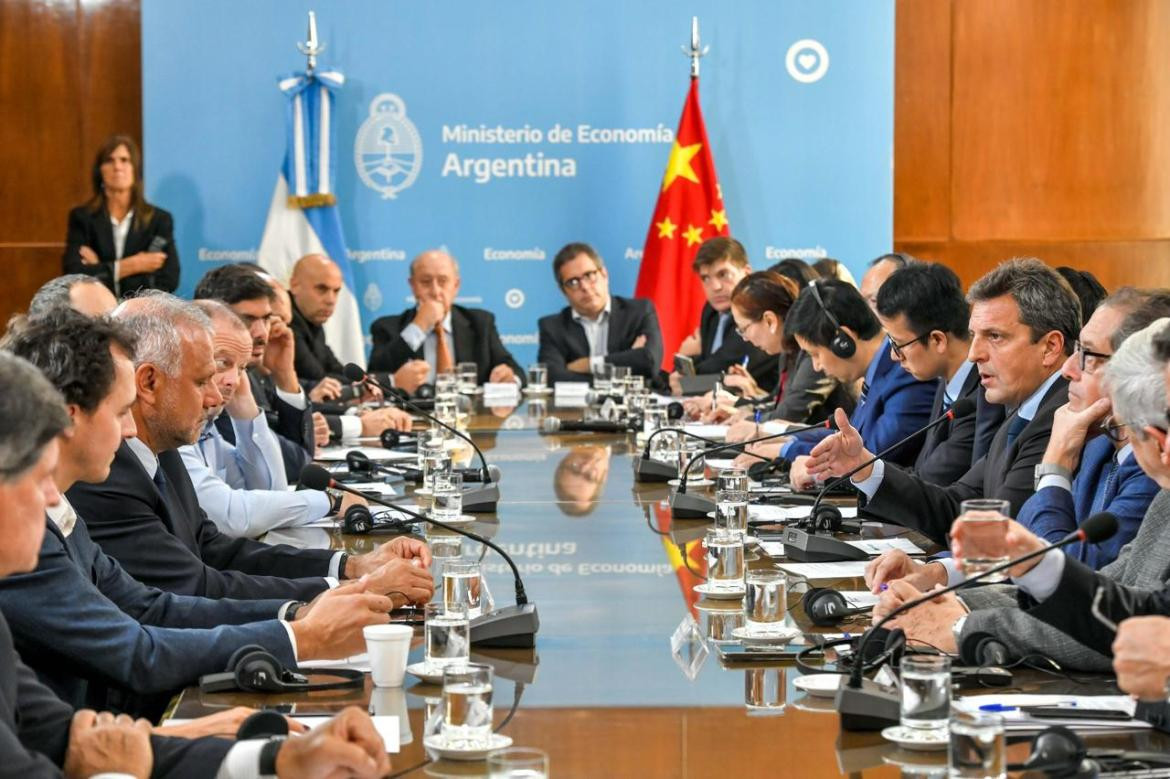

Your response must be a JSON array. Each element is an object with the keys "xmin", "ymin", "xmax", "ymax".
[
  {"xmin": 740, "ymin": 355, "xmax": 750, "ymax": 368},
  {"xmin": 978, "ymin": 704, "xmax": 1017, "ymax": 713}
]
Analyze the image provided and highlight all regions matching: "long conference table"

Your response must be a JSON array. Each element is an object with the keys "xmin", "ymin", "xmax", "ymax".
[{"xmin": 167, "ymin": 398, "xmax": 1170, "ymax": 777}]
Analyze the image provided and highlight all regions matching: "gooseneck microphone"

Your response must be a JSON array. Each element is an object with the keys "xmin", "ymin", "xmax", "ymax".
[
  {"xmin": 804, "ymin": 397, "xmax": 977, "ymax": 533},
  {"xmin": 301, "ymin": 464, "xmax": 538, "ymax": 648},
  {"xmin": 344, "ymin": 363, "xmax": 498, "ymax": 512},
  {"xmin": 636, "ymin": 427, "xmax": 768, "ymax": 483},
  {"xmin": 836, "ymin": 512, "xmax": 1119, "ymax": 731},
  {"xmin": 345, "ymin": 451, "xmax": 500, "ymax": 485},
  {"xmin": 540, "ymin": 417, "xmax": 633, "ymax": 434}
]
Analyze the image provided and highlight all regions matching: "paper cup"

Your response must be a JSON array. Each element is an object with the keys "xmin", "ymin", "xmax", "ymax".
[{"xmin": 364, "ymin": 624, "xmax": 413, "ymax": 687}]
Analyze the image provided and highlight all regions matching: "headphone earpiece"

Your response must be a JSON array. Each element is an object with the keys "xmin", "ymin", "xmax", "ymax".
[
  {"xmin": 1008, "ymin": 726, "xmax": 1089, "ymax": 774},
  {"xmin": 343, "ymin": 504, "xmax": 373, "ymax": 534},
  {"xmin": 807, "ymin": 280, "xmax": 857, "ymax": 359},
  {"xmin": 233, "ymin": 648, "xmax": 285, "ymax": 692},
  {"xmin": 809, "ymin": 502, "xmax": 843, "ymax": 533}
]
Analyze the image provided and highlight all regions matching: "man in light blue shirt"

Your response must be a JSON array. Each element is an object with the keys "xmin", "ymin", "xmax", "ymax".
[{"xmin": 179, "ymin": 301, "xmax": 357, "ymax": 538}]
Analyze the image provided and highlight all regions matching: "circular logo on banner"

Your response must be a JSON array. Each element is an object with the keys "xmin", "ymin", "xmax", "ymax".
[
  {"xmin": 505, "ymin": 289, "xmax": 525, "ymax": 309},
  {"xmin": 363, "ymin": 282, "xmax": 384, "ymax": 312},
  {"xmin": 785, "ymin": 39, "xmax": 830, "ymax": 83},
  {"xmin": 355, "ymin": 93, "xmax": 423, "ymax": 199}
]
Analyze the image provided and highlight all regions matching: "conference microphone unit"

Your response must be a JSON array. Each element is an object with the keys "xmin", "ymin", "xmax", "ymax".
[
  {"xmin": 803, "ymin": 397, "xmax": 977, "ymax": 536},
  {"xmin": 540, "ymin": 417, "xmax": 634, "ymax": 434},
  {"xmin": 670, "ymin": 419, "xmax": 832, "ymax": 519},
  {"xmin": 835, "ymin": 512, "xmax": 1118, "ymax": 731},
  {"xmin": 301, "ymin": 464, "xmax": 538, "ymax": 648},
  {"xmin": 635, "ymin": 428, "xmax": 766, "ymax": 483},
  {"xmin": 344, "ymin": 364, "xmax": 499, "ymax": 513},
  {"xmin": 345, "ymin": 451, "xmax": 501, "ymax": 485}
]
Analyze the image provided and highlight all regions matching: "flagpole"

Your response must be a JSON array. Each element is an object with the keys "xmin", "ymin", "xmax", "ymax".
[
  {"xmin": 296, "ymin": 10, "xmax": 325, "ymax": 76},
  {"xmin": 681, "ymin": 16, "xmax": 709, "ymax": 78}
]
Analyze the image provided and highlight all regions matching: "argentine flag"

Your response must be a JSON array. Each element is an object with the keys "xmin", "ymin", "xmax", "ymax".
[{"xmin": 258, "ymin": 69, "xmax": 366, "ymax": 367}]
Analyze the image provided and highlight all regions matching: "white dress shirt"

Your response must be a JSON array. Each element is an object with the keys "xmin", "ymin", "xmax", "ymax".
[
  {"xmin": 401, "ymin": 310, "xmax": 454, "ymax": 383},
  {"xmin": 572, "ymin": 300, "xmax": 612, "ymax": 374},
  {"xmin": 110, "ymin": 209, "xmax": 134, "ymax": 295}
]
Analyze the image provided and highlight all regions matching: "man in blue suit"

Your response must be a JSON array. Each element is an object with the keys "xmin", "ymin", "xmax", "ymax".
[
  {"xmin": 753, "ymin": 278, "xmax": 935, "ymax": 483},
  {"xmin": 1, "ymin": 311, "xmax": 404, "ymax": 719}
]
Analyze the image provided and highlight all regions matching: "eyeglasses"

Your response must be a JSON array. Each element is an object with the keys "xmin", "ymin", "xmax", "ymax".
[
  {"xmin": 888, "ymin": 332, "xmax": 930, "ymax": 360},
  {"xmin": 561, "ymin": 269, "xmax": 601, "ymax": 291},
  {"xmin": 734, "ymin": 318, "xmax": 761, "ymax": 338},
  {"xmin": 1074, "ymin": 340, "xmax": 1111, "ymax": 373}
]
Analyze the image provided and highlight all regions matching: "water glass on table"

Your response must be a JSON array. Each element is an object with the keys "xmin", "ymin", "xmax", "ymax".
[
  {"xmin": 488, "ymin": 747, "xmax": 549, "ymax": 778},
  {"xmin": 643, "ymin": 406, "xmax": 668, "ymax": 437},
  {"xmin": 443, "ymin": 559, "xmax": 486, "ymax": 618},
  {"xmin": 949, "ymin": 710, "xmax": 1005, "ymax": 778},
  {"xmin": 900, "ymin": 654, "xmax": 952, "ymax": 731},
  {"xmin": 611, "ymin": 364, "xmax": 631, "ymax": 396},
  {"xmin": 715, "ymin": 467, "xmax": 750, "ymax": 534},
  {"xmin": 705, "ymin": 528, "xmax": 745, "ymax": 593},
  {"xmin": 441, "ymin": 662, "xmax": 494, "ymax": 749},
  {"xmin": 431, "ymin": 471, "xmax": 464, "ymax": 522},
  {"xmin": 743, "ymin": 569, "xmax": 787, "ymax": 636},
  {"xmin": 744, "ymin": 667, "xmax": 787, "ymax": 716},
  {"xmin": 457, "ymin": 362, "xmax": 478, "ymax": 393},
  {"xmin": 436, "ymin": 371, "xmax": 459, "ymax": 399},
  {"xmin": 592, "ymin": 363, "xmax": 614, "ymax": 394},
  {"xmin": 526, "ymin": 363, "xmax": 548, "ymax": 391},
  {"xmin": 955, "ymin": 499, "xmax": 1011, "ymax": 582},
  {"xmin": 425, "ymin": 602, "xmax": 470, "ymax": 671}
]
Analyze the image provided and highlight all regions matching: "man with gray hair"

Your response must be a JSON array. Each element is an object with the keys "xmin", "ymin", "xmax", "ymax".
[
  {"xmin": 27, "ymin": 273, "xmax": 118, "ymax": 319},
  {"xmin": 179, "ymin": 299, "xmax": 356, "ymax": 537},
  {"xmin": 807, "ymin": 258, "xmax": 1079, "ymax": 544},
  {"xmin": 68, "ymin": 293, "xmax": 434, "ymax": 604}
]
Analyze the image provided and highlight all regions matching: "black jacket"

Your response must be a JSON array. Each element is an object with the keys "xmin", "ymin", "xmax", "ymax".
[
  {"xmin": 62, "ymin": 204, "xmax": 179, "ymax": 295},
  {"xmin": 291, "ymin": 298, "xmax": 347, "ymax": 384},
  {"xmin": 693, "ymin": 303, "xmax": 778, "ymax": 393},
  {"xmin": 67, "ymin": 443, "xmax": 333, "ymax": 600},
  {"xmin": 537, "ymin": 296, "xmax": 664, "ymax": 383},
  {"xmin": 912, "ymin": 366, "xmax": 1005, "ymax": 486},
  {"xmin": 862, "ymin": 375, "xmax": 1069, "ymax": 544},
  {"xmin": 0, "ymin": 608, "xmax": 230, "ymax": 778},
  {"xmin": 369, "ymin": 304, "xmax": 523, "ymax": 385}
]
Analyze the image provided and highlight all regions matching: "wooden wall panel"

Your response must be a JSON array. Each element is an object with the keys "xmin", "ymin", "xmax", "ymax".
[{"xmin": 0, "ymin": 0, "xmax": 142, "ymax": 324}]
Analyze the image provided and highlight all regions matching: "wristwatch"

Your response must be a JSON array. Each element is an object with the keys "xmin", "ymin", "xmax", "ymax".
[
  {"xmin": 327, "ymin": 489, "xmax": 344, "ymax": 515},
  {"xmin": 283, "ymin": 601, "xmax": 307, "ymax": 621},
  {"xmin": 1033, "ymin": 463, "xmax": 1073, "ymax": 490},
  {"xmin": 259, "ymin": 736, "xmax": 285, "ymax": 777},
  {"xmin": 951, "ymin": 613, "xmax": 969, "ymax": 650}
]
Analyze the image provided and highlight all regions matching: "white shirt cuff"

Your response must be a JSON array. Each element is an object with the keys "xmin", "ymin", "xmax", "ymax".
[
  {"xmin": 1037, "ymin": 473, "xmax": 1074, "ymax": 493},
  {"xmin": 1012, "ymin": 547, "xmax": 1066, "ymax": 602},
  {"xmin": 851, "ymin": 458, "xmax": 886, "ymax": 499},
  {"xmin": 274, "ymin": 386, "xmax": 307, "ymax": 411},
  {"xmin": 589, "ymin": 355, "xmax": 606, "ymax": 374},
  {"xmin": 401, "ymin": 323, "xmax": 427, "ymax": 352},
  {"xmin": 339, "ymin": 414, "xmax": 362, "ymax": 442},
  {"xmin": 279, "ymin": 621, "xmax": 300, "ymax": 665},
  {"xmin": 328, "ymin": 551, "xmax": 346, "ymax": 579},
  {"xmin": 760, "ymin": 421, "xmax": 787, "ymax": 435},
  {"xmin": 937, "ymin": 557, "xmax": 964, "ymax": 587},
  {"xmin": 277, "ymin": 600, "xmax": 298, "ymax": 620},
  {"xmin": 214, "ymin": 739, "xmax": 268, "ymax": 779}
]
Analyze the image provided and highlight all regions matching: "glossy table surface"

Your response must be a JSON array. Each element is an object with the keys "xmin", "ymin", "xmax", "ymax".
[{"xmin": 168, "ymin": 397, "xmax": 1170, "ymax": 777}]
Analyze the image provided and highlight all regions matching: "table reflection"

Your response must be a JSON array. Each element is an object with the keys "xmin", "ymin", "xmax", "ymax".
[{"xmin": 552, "ymin": 445, "xmax": 612, "ymax": 515}]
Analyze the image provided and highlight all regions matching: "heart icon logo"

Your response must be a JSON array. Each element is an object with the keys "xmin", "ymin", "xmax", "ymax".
[
  {"xmin": 798, "ymin": 53, "xmax": 817, "ymax": 70},
  {"xmin": 785, "ymin": 39, "xmax": 830, "ymax": 83}
]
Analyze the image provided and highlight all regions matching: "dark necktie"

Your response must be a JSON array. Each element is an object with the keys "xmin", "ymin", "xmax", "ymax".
[
  {"xmin": 711, "ymin": 313, "xmax": 729, "ymax": 353},
  {"xmin": 859, "ymin": 380, "xmax": 870, "ymax": 407},
  {"xmin": 152, "ymin": 465, "xmax": 168, "ymax": 495},
  {"xmin": 1091, "ymin": 454, "xmax": 1121, "ymax": 515},
  {"xmin": 1005, "ymin": 414, "xmax": 1028, "ymax": 448}
]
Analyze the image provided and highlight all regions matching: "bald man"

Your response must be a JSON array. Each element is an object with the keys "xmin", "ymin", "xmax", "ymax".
[
  {"xmin": 28, "ymin": 274, "xmax": 118, "ymax": 319},
  {"xmin": 288, "ymin": 253, "xmax": 348, "ymax": 385},
  {"xmin": 368, "ymin": 250, "xmax": 523, "ymax": 390}
]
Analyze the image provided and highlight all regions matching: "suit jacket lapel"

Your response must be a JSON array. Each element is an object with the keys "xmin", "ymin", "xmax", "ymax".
[
  {"xmin": 562, "ymin": 308, "xmax": 590, "ymax": 360},
  {"xmin": 94, "ymin": 208, "xmax": 116, "ymax": 260},
  {"xmin": 450, "ymin": 307, "xmax": 475, "ymax": 366},
  {"xmin": 699, "ymin": 304, "xmax": 717, "ymax": 354},
  {"xmin": 606, "ymin": 297, "xmax": 627, "ymax": 354}
]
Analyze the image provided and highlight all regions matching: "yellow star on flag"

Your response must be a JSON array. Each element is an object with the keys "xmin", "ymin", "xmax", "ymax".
[
  {"xmin": 708, "ymin": 209, "xmax": 728, "ymax": 232},
  {"xmin": 683, "ymin": 223, "xmax": 704, "ymax": 247},
  {"xmin": 661, "ymin": 141, "xmax": 702, "ymax": 192},
  {"xmin": 656, "ymin": 216, "xmax": 677, "ymax": 240}
]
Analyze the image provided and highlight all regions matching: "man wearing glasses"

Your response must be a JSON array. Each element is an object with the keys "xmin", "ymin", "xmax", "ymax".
[{"xmin": 538, "ymin": 242, "xmax": 663, "ymax": 384}]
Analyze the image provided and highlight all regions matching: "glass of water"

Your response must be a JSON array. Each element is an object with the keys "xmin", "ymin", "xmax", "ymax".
[
  {"xmin": 441, "ymin": 662, "xmax": 494, "ymax": 749},
  {"xmin": 435, "ymin": 371, "xmax": 459, "ymax": 399},
  {"xmin": 443, "ymin": 559, "xmax": 486, "ymax": 618},
  {"xmin": 611, "ymin": 364, "xmax": 631, "ymax": 396},
  {"xmin": 487, "ymin": 746, "xmax": 549, "ymax": 778},
  {"xmin": 743, "ymin": 569, "xmax": 787, "ymax": 635},
  {"xmin": 434, "ymin": 396, "xmax": 458, "ymax": 431},
  {"xmin": 900, "ymin": 654, "xmax": 952, "ymax": 731},
  {"xmin": 955, "ymin": 499, "xmax": 1011, "ymax": 582},
  {"xmin": 592, "ymin": 363, "xmax": 614, "ymax": 393},
  {"xmin": 427, "ymin": 525, "xmax": 463, "ymax": 559},
  {"xmin": 425, "ymin": 602, "xmax": 470, "ymax": 671},
  {"xmin": 643, "ymin": 405, "xmax": 668, "ymax": 436},
  {"xmin": 457, "ymin": 362, "xmax": 478, "ymax": 393},
  {"xmin": 949, "ymin": 710, "xmax": 1005, "ymax": 778},
  {"xmin": 431, "ymin": 471, "xmax": 464, "ymax": 522},
  {"xmin": 627, "ymin": 375, "xmax": 646, "ymax": 394},
  {"xmin": 650, "ymin": 425, "xmax": 682, "ymax": 464},
  {"xmin": 526, "ymin": 363, "xmax": 548, "ymax": 391},
  {"xmin": 705, "ymin": 528, "xmax": 745, "ymax": 593},
  {"xmin": 744, "ymin": 667, "xmax": 787, "ymax": 716}
]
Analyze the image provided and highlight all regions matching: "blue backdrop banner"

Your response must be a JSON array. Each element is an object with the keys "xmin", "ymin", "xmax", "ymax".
[{"xmin": 142, "ymin": 0, "xmax": 893, "ymax": 365}]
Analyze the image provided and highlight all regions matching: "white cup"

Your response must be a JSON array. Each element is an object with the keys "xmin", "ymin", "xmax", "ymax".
[{"xmin": 364, "ymin": 624, "xmax": 413, "ymax": 687}]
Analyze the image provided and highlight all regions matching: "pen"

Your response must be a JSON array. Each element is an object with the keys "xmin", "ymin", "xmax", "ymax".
[
  {"xmin": 740, "ymin": 355, "xmax": 750, "ymax": 368},
  {"xmin": 978, "ymin": 704, "xmax": 1017, "ymax": 712}
]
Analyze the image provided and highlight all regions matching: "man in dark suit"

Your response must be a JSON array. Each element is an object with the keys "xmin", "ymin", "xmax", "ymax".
[
  {"xmin": 67, "ymin": 294, "xmax": 434, "ymax": 603},
  {"xmin": 806, "ymin": 258, "xmax": 1083, "ymax": 544},
  {"xmin": 538, "ymin": 242, "xmax": 664, "ymax": 383},
  {"xmin": 369, "ymin": 250, "xmax": 522, "ymax": 389},
  {"xmin": 1, "ymin": 311, "xmax": 399, "ymax": 718},
  {"xmin": 873, "ymin": 262, "xmax": 1004, "ymax": 485},
  {"xmin": 288, "ymin": 253, "xmax": 348, "ymax": 387},
  {"xmin": 666, "ymin": 236, "xmax": 778, "ymax": 396}
]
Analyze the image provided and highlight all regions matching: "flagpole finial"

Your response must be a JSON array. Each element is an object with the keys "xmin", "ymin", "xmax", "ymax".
[
  {"xmin": 681, "ymin": 16, "xmax": 709, "ymax": 78},
  {"xmin": 296, "ymin": 10, "xmax": 326, "ymax": 75}
]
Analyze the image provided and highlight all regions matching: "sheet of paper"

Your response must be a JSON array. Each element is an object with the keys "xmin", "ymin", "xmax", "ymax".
[
  {"xmin": 342, "ymin": 481, "xmax": 400, "ymax": 497},
  {"xmin": 759, "ymin": 541, "xmax": 785, "ymax": 557},
  {"xmin": 683, "ymin": 423, "xmax": 728, "ymax": 440},
  {"xmin": 955, "ymin": 694, "xmax": 1148, "ymax": 732},
  {"xmin": 162, "ymin": 715, "xmax": 400, "ymax": 752},
  {"xmin": 775, "ymin": 561, "xmax": 870, "ymax": 579},
  {"xmin": 315, "ymin": 446, "xmax": 416, "ymax": 462},
  {"xmin": 839, "ymin": 590, "xmax": 880, "ymax": 609},
  {"xmin": 748, "ymin": 504, "xmax": 858, "ymax": 521},
  {"xmin": 844, "ymin": 538, "xmax": 925, "ymax": 556}
]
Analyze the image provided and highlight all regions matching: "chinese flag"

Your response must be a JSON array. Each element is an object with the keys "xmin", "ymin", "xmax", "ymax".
[{"xmin": 635, "ymin": 77, "xmax": 730, "ymax": 371}]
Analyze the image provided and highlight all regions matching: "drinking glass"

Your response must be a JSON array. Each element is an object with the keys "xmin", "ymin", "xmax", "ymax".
[
  {"xmin": 435, "ymin": 371, "xmax": 459, "ymax": 399},
  {"xmin": 611, "ymin": 364, "xmax": 631, "ymax": 396},
  {"xmin": 627, "ymin": 375, "xmax": 646, "ymax": 394},
  {"xmin": 743, "ymin": 570, "xmax": 787, "ymax": 635},
  {"xmin": 900, "ymin": 655, "xmax": 952, "ymax": 731},
  {"xmin": 949, "ymin": 710, "xmax": 1005, "ymax": 778},
  {"xmin": 954, "ymin": 499, "xmax": 1011, "ymax": 582},
  {"xmin": 420, "ymin": 432, "xmax": 451, "ymax": 500},
  {"xmin": 650, "ymin": 425, "xmax": 681, "ymax": 464},
  {"xmin": 434, "ymin": 396, "xmax": 458, "ymax": 431},
  {"xmin": 592, "ymin": 363, "xmax": 614, "ymax": 393},
  {"xmin": 744, "ymin": 667, "xmax": 787, "ymax": 716},
  {"xmin": 526, "ymin": 363, "xmax": 548, "ymax": 391},
  {"xmin": 431, "ymin": 471, "xmax": 464, "ymax": 522},
  {"xmin": 488, "ymin": 747, "xmax": 549, "ymax": 778},
  {"xmin": 427, "ymin": 525, "xmax": 463, "ymax": 559},
  {"xmin": 643, "ymin": 406, "xmax": 668, "ymax": 436},
  {"xmin": 424, "ymin": 602, "xmax": 470, "ymax": 671},
  {"xmin": 457, "ymin": 362, "xmax": 478, "ymax": 393},
  {"xmin": 441, "ymin": 663, "xmax": 494, "ymax": 749},
  {"xmin": 442, "ymin": 559, "xmax": 485, "ymax": 618},
  {"xmin": 699, "ymin": 607, "xmax": 745, "ymax": 641},
  {"xmin": 705, "ymin": 528, "xmax": 745, "ymax": 592}
]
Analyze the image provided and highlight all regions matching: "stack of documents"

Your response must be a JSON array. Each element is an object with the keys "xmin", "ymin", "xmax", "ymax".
[{"xmin": 955, "ymin": 694, "xmax": 1150, "ymax": 732}]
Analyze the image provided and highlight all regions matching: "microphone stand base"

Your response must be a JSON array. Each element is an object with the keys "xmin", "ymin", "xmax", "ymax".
[
  {"xmin": 781, "ymin": 528, "xmax": 869, "ymax": 563},
  {"xmin": 470, "ymin": 603, "xmax": 539, "ymax": 648},
  {"xmin": 670, "ymin": 490, "xmax": 716, "ymax": 519},
  {"xmin": 835, "ymin": 679, "xmax": 901, "ymax": 731},
  {"xmin": 462, "ymin": 483, "xmax": 500, "ymax": 514},
  {"xmin": 634, "ymin": 457, "xmax": 678, "ymax": 483}
]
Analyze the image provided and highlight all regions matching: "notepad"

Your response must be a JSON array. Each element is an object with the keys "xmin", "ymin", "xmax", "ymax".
[
  {"xmin": 749, "ymin": 504, "xmax": 859, "ymax": 521},
  {"xmin": 315, "ymin": 446, "xmax": 417, "ymax": 462},
  {"xmin": 775, "ymin": 561, "xmax": 871, "ymax": 579},
  {"xmin": 955, "ymin": 694, "xmax": 1149, "ymax": 732}
]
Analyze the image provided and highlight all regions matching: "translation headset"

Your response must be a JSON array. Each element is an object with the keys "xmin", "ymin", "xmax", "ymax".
[
  {"xmin": 801, "ymin": 587, "xmax": 873, "ymax": 627},
  {"xmin": 1002, "ymin": 724, "xmax": 1170, "ymax": 775},
  {"xmin": 793, "ymin": 627, "xmax": 907, "ymax": 678},
  {"xmin": 807, "ymin": 280, "xmax": 856, "ymax": 359},
  {"xmin": 341, "ymin": 504, "xmax": 420, "ymax": 535},
  {"xmin": 199, "ymin": 644, "xmax": 365, "ymax": 694}
]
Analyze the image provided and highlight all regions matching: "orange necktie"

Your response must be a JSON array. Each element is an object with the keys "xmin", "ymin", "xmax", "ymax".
[{"xmin": 435, "ymin": 323, "xmax": 454, "ymax": 373}]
